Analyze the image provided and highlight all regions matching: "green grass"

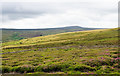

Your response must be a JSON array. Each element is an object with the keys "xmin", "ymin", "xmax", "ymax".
[
  {"xmin": 2, "ymin": 28, "xmax": 119, "ymax": 74},
  {"xmin": 2, "ymin": 28, "xmax": 118, "ymax": 49},
  {"xmin": 2, "ymin": 26, "xmax": 97, "ymax": 42}
]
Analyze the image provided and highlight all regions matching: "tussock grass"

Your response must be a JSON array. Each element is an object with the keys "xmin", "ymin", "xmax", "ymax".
[{"xmin": 2, "ymin": 28, "xmax": 119, "ymax": 74}]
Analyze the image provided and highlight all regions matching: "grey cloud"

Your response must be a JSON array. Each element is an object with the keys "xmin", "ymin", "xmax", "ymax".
[
  {"xmin": 2, "ymin": 2, "xmax": 51, "ymax": 21},
  {"xmin": 2, "ymin": 2, "xmax": 68, "ymax": 21},
  {"xmin": 2, "ymin": 2, "xmax": 117, "ymax": 24}
]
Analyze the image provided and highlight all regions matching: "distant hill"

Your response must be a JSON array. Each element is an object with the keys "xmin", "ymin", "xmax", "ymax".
[
  {"xmin": 2, "ymin": 28, "xmax": 117, "ymax": 50},
  {"xmin": 1, "ymin": 26, "xmax": 102, "ymax": 42}
]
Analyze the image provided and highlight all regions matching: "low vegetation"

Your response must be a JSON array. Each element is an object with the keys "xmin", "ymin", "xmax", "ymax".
[
  {"xmin": 2, "ymin": 26, "xmax": 98, "ymax": 42},
  {"xmin": 1, "ymin": 28, "xmax": 119, "ymax": 74}
]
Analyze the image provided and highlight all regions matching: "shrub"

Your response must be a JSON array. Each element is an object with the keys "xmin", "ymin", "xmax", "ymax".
[
  {"xmin": 85, "ymin": 59, "xmax": 112, "ymax": 67},
  {"xmin": 42, "ymin": 64, "xmax": 69, "ymax": 72},
  {"xmin": 68, "ymin": 65, "xmax": 96, "ymax": 72},
  {"xmin": 2, "ymin": 67, "xmax": 11, "ymax": 73},
  {"xmin": 96, "ymin": 66, "xmax": 114, "ymax": 74},
  {"xmin": 4, "ymin": 66, "xmax": 35, "ymax": 73},
  {"xmin": 34, "ymin": 66, "xmax": 43, "ymax": 72},
  {"xmin": 35, "ymin": 63, "xmax": 70, "ymax": 72}
]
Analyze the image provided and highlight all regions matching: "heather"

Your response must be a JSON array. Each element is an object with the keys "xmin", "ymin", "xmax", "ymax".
[{"xmin": 2, "ymin": 28, "xmax": 119, "ymax": 74}]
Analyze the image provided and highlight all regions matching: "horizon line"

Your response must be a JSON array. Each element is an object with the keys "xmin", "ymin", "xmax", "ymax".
[{"xmin": 0, "ymin": 26, "xmax": 113, "ymax": 29}]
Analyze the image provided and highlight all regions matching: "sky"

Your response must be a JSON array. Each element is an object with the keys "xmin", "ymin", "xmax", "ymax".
[{"xmin": 0, "ymin": 0, "xmax": 119, "ymax": 29}]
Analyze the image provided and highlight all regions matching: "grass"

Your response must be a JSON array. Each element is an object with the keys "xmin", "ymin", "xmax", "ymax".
[
  {"xmin": 2, "ymin": 26, "xmax": 97, "ymax": 42},
  {"xmin": 1, "ymin": 28, "xmax": 119, "ymax": 74},
  {"xmin": 2, "ymin": 28, "xmax": 118, "ymax": 49}
]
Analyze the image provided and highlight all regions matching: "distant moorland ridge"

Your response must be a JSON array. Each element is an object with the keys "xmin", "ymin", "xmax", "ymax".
[{"xmin": 1, "ymin": 26, "xmax": 102, "ymax": 42}]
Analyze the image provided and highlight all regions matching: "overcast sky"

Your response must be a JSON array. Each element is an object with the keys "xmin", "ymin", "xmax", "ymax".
[{"xmin": 0, "ymin": 0, "xmax": 119, "ymax": 29}]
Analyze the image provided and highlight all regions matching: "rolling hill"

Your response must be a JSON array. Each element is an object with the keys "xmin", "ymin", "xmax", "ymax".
[
  {"xmin": 1, "ymin": 28, "xmax": 119, "ymax": 74},
  {"xmin": 1, "ymin": 26, "xmax": 101, "ymax": 42}
]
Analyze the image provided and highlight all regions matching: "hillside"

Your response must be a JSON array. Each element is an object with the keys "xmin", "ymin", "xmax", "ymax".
[
  {"xmin": 2, "ymin": 28, "xmax": 119, "ymax": 74},
  {"xmin": 2, "ymin": 26, "xmax": 100, "ymax": 42}
]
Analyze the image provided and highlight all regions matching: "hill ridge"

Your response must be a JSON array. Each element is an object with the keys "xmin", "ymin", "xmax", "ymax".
[{"xmin": 2, "ymin": 26, "xmax": 103, "ymax": 42}]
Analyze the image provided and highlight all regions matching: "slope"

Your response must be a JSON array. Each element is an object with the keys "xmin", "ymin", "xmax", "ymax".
[
  {"xmin": 2, "ymin": 28, "xmax": 119, "ymax": 74},
  {"xmin": 2, "ymin": 26, "xmax": 100, "ymax": 42}
]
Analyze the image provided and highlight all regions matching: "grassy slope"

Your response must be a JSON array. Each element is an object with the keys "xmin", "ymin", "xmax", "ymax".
[
  {"xmin": 2, "ymin": 26, "xmax": 97, "ymax": 42},
  {"xmin": 2, "ymin": 28, "xmax": 118, "ymax": 49},
  {"xmin": 2, "ymin": 28, "xmax": 119, "ymax": 74}
]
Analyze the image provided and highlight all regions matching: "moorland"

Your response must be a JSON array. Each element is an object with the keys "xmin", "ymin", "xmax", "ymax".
[
  {"xmin": 1, "ymin": 26, "xmax": 99, "ymax": 42},
  {"xmin": 1, "ymin": 28, "xmax": 119, "ymax": 74}
]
